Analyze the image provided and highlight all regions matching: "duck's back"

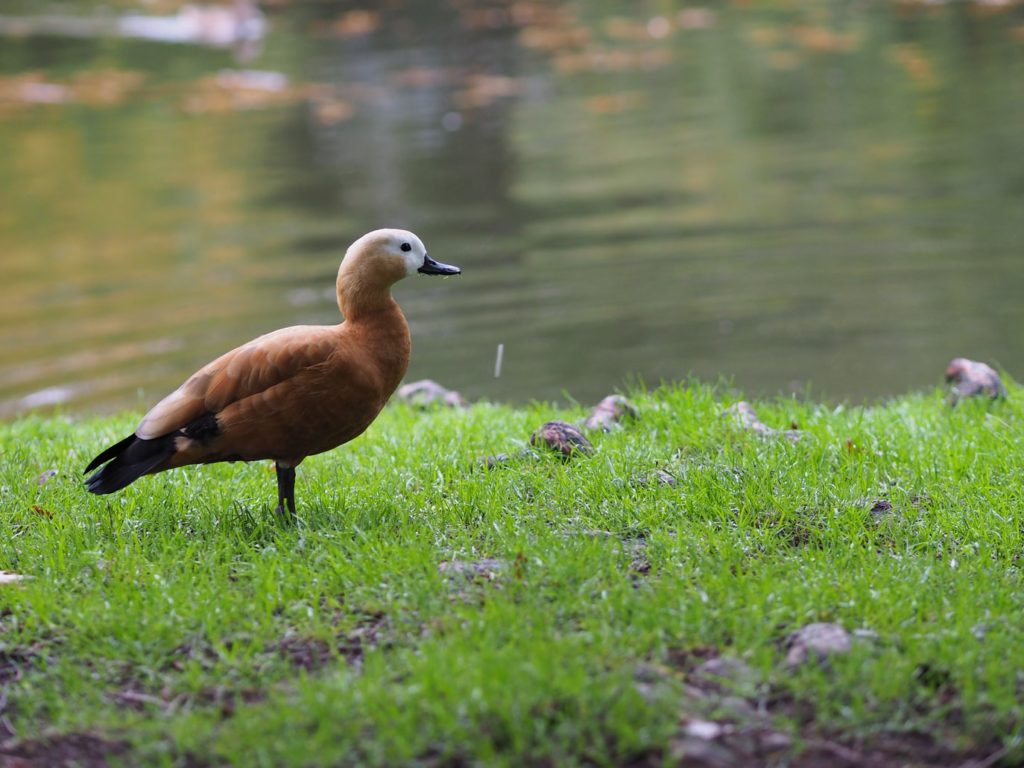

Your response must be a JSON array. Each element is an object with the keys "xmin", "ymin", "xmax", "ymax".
[{"xmin": 145, "ymin": 304, "xmax": 410, "ymax": 469}]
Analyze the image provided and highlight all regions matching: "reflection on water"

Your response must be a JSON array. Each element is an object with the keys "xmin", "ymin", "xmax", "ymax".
[{"xmin": 1, "ymin": 2, "xmax": 1023, "ymax": 417}]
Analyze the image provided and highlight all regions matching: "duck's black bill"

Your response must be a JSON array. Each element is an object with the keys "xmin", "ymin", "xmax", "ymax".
[{"xmin": 418, "ymin": 255, "xmax": 461, "ymax": 275}]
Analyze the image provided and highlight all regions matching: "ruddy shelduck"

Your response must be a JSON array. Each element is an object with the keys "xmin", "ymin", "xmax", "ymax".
[{"xmin": 84, "ymin": 229, "xmax": 460, "ymax": 518}]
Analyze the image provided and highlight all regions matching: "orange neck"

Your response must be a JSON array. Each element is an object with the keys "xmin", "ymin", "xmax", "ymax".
[{"xmin": 336, "ymin": 258, "xmax": 404, "ymax": 321}]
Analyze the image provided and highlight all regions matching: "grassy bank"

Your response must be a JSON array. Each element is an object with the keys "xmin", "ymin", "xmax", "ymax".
[{"xmin": 0, "ymin": 383, "xmax": 1022, "ymax": 766}]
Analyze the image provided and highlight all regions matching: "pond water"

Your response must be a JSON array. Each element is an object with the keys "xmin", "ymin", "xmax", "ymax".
[{"xmin": 1, "ymin": 2, "xmax": 1023, "ymax": 417}]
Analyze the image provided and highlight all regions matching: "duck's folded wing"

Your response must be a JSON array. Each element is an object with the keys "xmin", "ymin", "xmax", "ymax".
[{"xmin": 135, "ymin": 327, "xmax": 337, "ymax": 439}]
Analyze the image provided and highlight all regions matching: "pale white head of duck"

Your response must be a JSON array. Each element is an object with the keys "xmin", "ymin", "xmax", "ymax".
[{"xmin": 337, "ymin": 228, "xmax": 460, "ymax": 317}]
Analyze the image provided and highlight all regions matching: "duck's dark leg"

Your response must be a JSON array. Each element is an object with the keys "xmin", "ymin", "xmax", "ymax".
[{"xmin": 274, "ymin": 463, "xmax": 297, "ymax": 520}]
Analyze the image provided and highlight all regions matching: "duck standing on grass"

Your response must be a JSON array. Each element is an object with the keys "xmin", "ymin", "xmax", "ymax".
[{"xmin": 84, "ymin": 229, "xmax": 460, "ymax": 519}]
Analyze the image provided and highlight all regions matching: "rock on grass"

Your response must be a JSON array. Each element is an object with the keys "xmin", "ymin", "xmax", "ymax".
[
  {"xmin": 784, "ymin": 622, "xmax": 852, "ymax": 667},
  {"xmin": 944, "ymin": 358, "xmax": 1007, "ymax": 404},
  {"xmin": 583, "ymin": 395, "xmax": 637, "ymax": 431},
  {"xmin": 530, "ymin": 421, "xmax": 593, "ymax": 459},
  {"xmin": 397, "ymin": 379, "xmax": 467, "ymax": 408},
  {"xmin": 438, "ymin": 559, "xmax": 506, "ymax": 580}
]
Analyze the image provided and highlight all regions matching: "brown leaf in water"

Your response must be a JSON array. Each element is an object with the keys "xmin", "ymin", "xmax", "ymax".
[
  {"xmin": 180, "ymin": 70, "xmax": 313, "ymax": 115},
  {"xmin": 554, "ymin": 29, "xmax": 676, "ymax": 73},
  {"xmin": 518, "ymin": 24, "xmax": 590, "ymax": 52},
  {"xmin": 0, "ymin": 73, "xmax": 71, "ymax": 108},
  {"xmin": 584, "ymin": 92, "xmax": 647, "ymax": 115},
  {"xmin": 70, "ymin": 69, "xmax": 146, "ymax": 106},
  {"xmin": 312, "ymin": 10, "xmax": 379, "ymax": 39},
  {"xmin": 767, "ymin": 51, "xmax": 801, "ymax": 70},
  {"xmin": 678, "ymin": 8, "xmax": 716, "ymax": 30},
  {"xmin": 310, "ymin": 94, "xmax": 354, "ymax": 126},
  {"xmin": 791, "ymin": 25, "xmax": 859, "ymax": 53},
  {"xmin": 454, "ymin": 74, "xmax": 523, "ymax": 110},
  {"xmin": 889, "ymin": 44, "xmax": 939, "ymax": 90}
]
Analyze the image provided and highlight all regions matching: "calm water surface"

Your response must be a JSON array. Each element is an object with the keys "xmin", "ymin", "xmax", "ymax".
[{"xmin": 1, "ymin": 2, "xmax": 1023, "ymax": 417}]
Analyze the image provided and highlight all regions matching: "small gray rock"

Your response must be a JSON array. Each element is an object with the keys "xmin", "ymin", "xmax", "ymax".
[
  {"xmin": 438, "ymin": 559, "xmax": 505, "ymax": 579},
  {"xmin": 945, "ymin": 358, "xmax": 1007, "ymax": 405},
  {"xmin": 397, "ymin": 379, "xmax": 468, "ymax": 408},
  {"xmin": 784, "ymin": 622, "xmax": 852, "ymax": 667},
  {"xmin": 694, "ymin": 657, "xmax": 760, "ymax": 691},
  {"xmin": 36, "ymin": 469, "xmax": 58, "ymax": 486}
]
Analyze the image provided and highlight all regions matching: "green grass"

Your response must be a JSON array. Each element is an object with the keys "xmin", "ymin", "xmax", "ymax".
[{"xmin": 1, "ymin": 382, "xmax": 1023, "ymax": 766}]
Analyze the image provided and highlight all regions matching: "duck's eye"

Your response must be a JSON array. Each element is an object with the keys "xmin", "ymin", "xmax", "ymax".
[{"xmin": 400, "ymin": 242, "xmax": 411, "ymax": 252}]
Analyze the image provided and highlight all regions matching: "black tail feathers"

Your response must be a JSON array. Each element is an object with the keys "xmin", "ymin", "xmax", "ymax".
[{"xmin": 84, "ymin": 433, "xmax": 176, "ymax": 495}]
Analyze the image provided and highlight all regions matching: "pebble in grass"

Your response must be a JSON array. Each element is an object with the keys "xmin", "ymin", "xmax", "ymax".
[
  {"xmin": 725, "ymin": 402, "xmax": 801, "ymax": 444},
  {"xmin": 693, "ymin": 657, "xmax": 761, "ymax": 693},
  {"xmin": 783, "ymin": 623, "xmax": 852, "ymax": 668},
  {"xmin": 438, "ymin": 558, "xmax": 506, "ymax": 580},
  {"xmin": 36, "ymin": 468, "xmax": 58, "ymax": 486},
  {"xmin": 482, "ymin": 395, "xmax": 633, "ymax": 468},
  {"xmin": 944, "ymin": 358, "xmax": 1007, "ymax": 405},
  {"xmin": 479, "ymin": 423, "xmax": 592, "ymax": 468}
]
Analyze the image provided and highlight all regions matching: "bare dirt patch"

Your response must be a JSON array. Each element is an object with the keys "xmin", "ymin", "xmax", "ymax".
[
  {"xmin": 274, "ymin": 609, "xmax": 388, "ymax": 672},
  {"xmin": 653, "ymin": 645, "xmax": 1004, "ymax": 767},
  {"xmin": 0, "ymin": 732, "xmax": 129, "ymax": 768}
]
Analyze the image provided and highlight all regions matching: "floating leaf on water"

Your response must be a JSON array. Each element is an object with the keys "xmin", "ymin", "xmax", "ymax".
[
  {"xmin": 313, "ymin": 10, "xmax": 379, "ymax": 39},
  {"xmin": 180, "ymin": 70, "xmax": 315, "ymax": 115},
  {"xmin": 454, "ymin": 74, "xmax": 523, "ymax": 110},
  {"xmin": 584, "ymin": 92, "xmax": 647, "ymax": 115},
  {"xmin": 678, "ymin": 8, "xmax": 716, "ymax": 30},
  {"xmin": 889, "ymin": 43, "xmax": 939, "ymax": 90},
  {"xmin": 310, "ymin": 94, "xmax": 354, "ymax": 126},
  {"xmin": 791, "ymin": 25, "xmax": 859, "ymax": 53}
]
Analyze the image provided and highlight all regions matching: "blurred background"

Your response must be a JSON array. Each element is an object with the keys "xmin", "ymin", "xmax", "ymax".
[{"xmin": 1, "ymin": 0, "xmax": 1022, "ymax": 418}]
